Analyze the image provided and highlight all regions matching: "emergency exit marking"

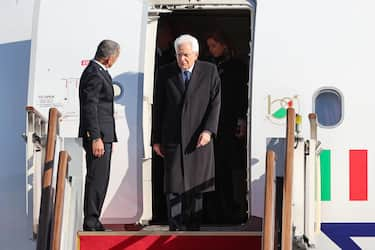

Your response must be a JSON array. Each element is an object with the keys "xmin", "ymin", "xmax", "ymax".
[{"xmin": 81, "ymin": 60, "xmax": 89, "ymax": 66}]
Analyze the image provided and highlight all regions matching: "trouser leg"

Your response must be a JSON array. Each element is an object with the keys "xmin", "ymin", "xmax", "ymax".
[
  {"xmin": 183, "ymin": 192, "xmax": 203, "ymax": 231},
  {"xmin": 166, "ymin": 193, "xmax": 183, "ymax": 231},
  {"xmin": 83, "ymin": 141, "xmax": 112, "ymax": 228}
]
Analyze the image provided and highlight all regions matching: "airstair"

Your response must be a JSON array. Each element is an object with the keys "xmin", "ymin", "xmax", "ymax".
[{"xmin": 25, "ymin": 107, "xmax": 321, "ymax": 250}]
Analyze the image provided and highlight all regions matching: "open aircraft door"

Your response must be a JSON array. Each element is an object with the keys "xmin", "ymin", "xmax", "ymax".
[
  {"xmin": 139, "ymin": 11, "xmax": 162, "ymax": 223},
  {"xmin": 28, "ymin": 0, "xmax": 148, "ymax": 224}
]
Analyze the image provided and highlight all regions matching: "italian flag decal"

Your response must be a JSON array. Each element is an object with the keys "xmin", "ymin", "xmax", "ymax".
[{"xmin": 320, "ymin": 149, "xmax": 368, "ymax": 201}]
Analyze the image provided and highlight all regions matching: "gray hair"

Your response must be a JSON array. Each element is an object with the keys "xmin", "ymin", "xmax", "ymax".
[
  {"xmin": 95, "ymin": 40, "xmax": 120, "ymax": 60},
  {"xmin": 174, "ymin": 34, "xmax": 199, "ymax": 54}
]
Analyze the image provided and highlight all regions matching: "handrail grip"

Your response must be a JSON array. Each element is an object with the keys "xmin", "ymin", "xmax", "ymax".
[
  {"xmin": 51, "ymin": 151, "xmax": 70, "ymax": 250},
  {"xmin": 36, "ymin": 107, "xmax": 61, "ymax": 250},
  {"xmin": 263, "ymin": 150, "xmax": 276, "ymax": 250},
  {"xmin": 281, "ymin": 108, "xmax": 295, "ymax": 250},
  {"xmin": 43, "ymin": 108, "xmax": 61, "ymax": 188}
]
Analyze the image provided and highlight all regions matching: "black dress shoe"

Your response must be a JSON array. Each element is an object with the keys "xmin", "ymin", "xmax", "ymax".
[
  {"xmin": 83, "ymin": 225, "xmax": 105, "ymax": 231},
  {"xmin": 185, "ymin": 226, "xmax": 200, "ymax": 231},
  {"xmin": 83, "ymin": 222, "xmax": 106, "ymax": 231},
  {"xmin": 169, "ymin": 224, "xmax": 185, "ymax": 231},
  {"xmin": 83, "ymin": 226, "xmax": 95, "ymax": 231}
]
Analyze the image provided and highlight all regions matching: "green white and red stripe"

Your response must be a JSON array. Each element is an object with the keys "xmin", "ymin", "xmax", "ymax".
[
  {"xmin": 320, "ymin": 150, "xmax": 331, "ymax": 201},
  {"xmin": 320, "ymin": 149, "xmax": 368, "ymax": 201},
  {"xmin": 349, "ymin": 150, "xmax": 367, "ymax": 200}
]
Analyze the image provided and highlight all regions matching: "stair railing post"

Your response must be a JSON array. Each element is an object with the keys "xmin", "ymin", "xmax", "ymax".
[
  {"xmin": 36, "ymin": 107, "xmax": 61, "ymax": 250},
  {"xmin": 281, "ymin": 108, "xmax": 295, "ymax": 250},
  {"xmin": 51, "ymin": 151, "xmax": 71, "ymax": 250},
  {"xmin": 263, "ymin": 150, "xmax": 276, "ymax": 250}
]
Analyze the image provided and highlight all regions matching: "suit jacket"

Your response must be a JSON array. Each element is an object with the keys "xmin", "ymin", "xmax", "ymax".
[
  {"xmin": 151, "ymin": 60, "xmax": 221, "ymax": 193},
  {"xmin": 78, "ymin": 61, "xmax": 117, "ymax": 143}
]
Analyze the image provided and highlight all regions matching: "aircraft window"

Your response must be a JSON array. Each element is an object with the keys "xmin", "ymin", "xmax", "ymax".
[{"xmin": 314, "ymin": 88, "xmax": 343, "ymax": 127}]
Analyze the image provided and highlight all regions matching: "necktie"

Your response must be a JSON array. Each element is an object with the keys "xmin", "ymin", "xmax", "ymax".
[{"xmin": 183, "ymin": 71, "xmax": 191, "ymax": 89}]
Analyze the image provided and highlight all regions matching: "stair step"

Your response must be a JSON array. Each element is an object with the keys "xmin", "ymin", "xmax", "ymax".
[{"xmin": 78, "ymin": 231, "xmax": 262, "ymax": 250}]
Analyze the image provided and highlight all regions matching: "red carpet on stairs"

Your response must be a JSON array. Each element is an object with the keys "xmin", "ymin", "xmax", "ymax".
[{"xmin": 78, "ymin": 232, "xmax": 262, "ymax": 250}]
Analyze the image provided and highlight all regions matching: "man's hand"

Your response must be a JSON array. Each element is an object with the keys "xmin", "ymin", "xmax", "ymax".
[
  {"xmin": 153, "ymin": 143, "xmax": 164, "ymax": 158},
  {"xmin": 196, "ymin": 131, "xmax": 211, "ymax": 148},
  {"xmin": 92, "ymin": 138, "xmax": 105, "ymax": 158}
]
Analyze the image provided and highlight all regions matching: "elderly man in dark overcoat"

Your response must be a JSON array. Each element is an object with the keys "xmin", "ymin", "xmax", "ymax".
[{"xmin": 151, "ymin": 34, "xmax": 221, "ymax": 231}]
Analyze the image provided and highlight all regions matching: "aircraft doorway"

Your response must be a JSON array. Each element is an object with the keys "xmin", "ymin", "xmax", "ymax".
[{"xmin": 150, "ymin": 7, "xmax": 252, "ymax": 227}]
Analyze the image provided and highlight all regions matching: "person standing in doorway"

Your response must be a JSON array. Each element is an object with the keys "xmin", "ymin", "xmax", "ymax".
[
  {"xmin": 79, "ymin": 40, "xmax": 120, "ymax": 231},
  {"xmin": 152, "ymin": 34, "xmax": 221, "ymax": 231},
  {"xmin": 205, "ymin": 31, "xmax": 248, "ymax": 224}
]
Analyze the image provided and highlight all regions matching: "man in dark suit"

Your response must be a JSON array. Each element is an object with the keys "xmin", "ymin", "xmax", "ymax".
[
  {"xmin": 152, "ymin": 34, "xmax": 221, "ymax": 231},
  {"xmin": 78, "ymin": 40, "xmax": 120, "ymax": 231}
]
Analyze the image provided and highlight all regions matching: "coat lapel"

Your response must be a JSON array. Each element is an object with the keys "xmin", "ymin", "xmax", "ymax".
[{"xmin": 171, "ymin": 64, "xmax": 185, "ymax": 95}]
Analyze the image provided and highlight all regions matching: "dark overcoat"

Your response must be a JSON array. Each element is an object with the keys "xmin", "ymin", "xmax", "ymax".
[{"xmin": 152, "ymin": 60, "xmax": 221, "ymax": 194}]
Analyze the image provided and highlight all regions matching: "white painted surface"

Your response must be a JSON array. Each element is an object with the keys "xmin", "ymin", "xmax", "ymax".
[
  {"xmin": 28, "ymin": 0, "xmax": 148, "ymax": 223},
  {"xmin": 251, "ymin": 0, "xmax": 375, "ymax": 248},
  {"xmin": 292, "ymin": 140, "xmax": 305, "ymax": 237},
  {"xmin": 0, "ymin": 0, "xmax": 34, "ymax": 43},
  {"xmin": 140, "ymin": 16, "xmax": 159, "ymax": 223},
  {"xmin": 2, "ymin": 0, "xmax": 375, "ymax": 249}
]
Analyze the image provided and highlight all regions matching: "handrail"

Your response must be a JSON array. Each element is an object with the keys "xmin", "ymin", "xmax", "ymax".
[
  {"xmin": 281, "ymin": 108, "xmax": 295, "ymax": 250},
  {"xmin": 26, "ymin": 106, "xmax": 48, "ymax": 145},
  {"xmin": 262, "ymin": 150, "xmax": 276, "ymax": 250},
  {"xmin": 26, "ymin": 106, "xmax": 47, "ymax": 124},
  {"xmin": 43, "ymin": 108, "xmax": 61, "ymax": 189},
  {"xmin": 25, "ymin": 106, "xmax": 48, "ymax": 237},
  {"xmin": 307, "ymin": 112, "xmax": 321, "ymax": 246},
  {"xmin": 52, "ymin": 151, "xmax": 71, "ymax": 250},
  {"xmin": 36, "ymin": 107, "xmax": 61, "ymax": 250}
]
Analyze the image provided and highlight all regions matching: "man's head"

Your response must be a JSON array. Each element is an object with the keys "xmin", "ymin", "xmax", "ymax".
[
  {"xmin": 174, "ymin": 34, "xmax": 199, "ymax": 70},
  {"xmin": 206, "ymin": 31, "xmax": 229, "ymax": 58},
  {"xmin": 95, "ymin": 40, "xmax": 120, "ymax": 68}
]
